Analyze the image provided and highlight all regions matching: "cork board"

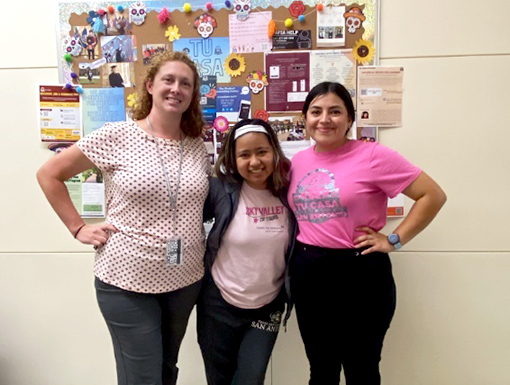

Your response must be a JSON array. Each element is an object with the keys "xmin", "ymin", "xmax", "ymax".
[{"xmin": 58, "ymin": 1, "xmax": 379, "ymax": 120}]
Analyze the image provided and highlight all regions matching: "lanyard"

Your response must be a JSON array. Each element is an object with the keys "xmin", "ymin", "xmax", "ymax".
[{"xmin": 146, "ymin": 117, "xmax": 184, "ymax": 236}]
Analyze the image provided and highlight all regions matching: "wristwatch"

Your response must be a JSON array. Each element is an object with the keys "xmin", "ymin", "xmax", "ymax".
[{"xmin": 387, "ymin": 233, "xmax": 402, "ymax": 250}]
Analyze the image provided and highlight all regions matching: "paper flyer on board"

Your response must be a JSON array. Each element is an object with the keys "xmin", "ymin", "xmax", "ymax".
[
  {"xmin": 316, "ymin": 5, "xmax": 346, "ymax": 47},
  {"xmin": 269, "ymin": 115, "xmax": 309, "ymax": 159},
  {"xmin": 229, "ymin": 12, "xmax": 273, "ymax": 53},
  {"xmin": 65, "ymin": 170, "xmax": 106, "ymax": 218},
  {"xmin": 39, "ymin": 85, "xmax": 81, "ymax": 142},
  {"xmin": 387, "ymin": 194, "xmax": 405, "ymax": 217},
  {"xmin": 82, "ymin": 88, "xmax": 126, "ymax": 135},
  {"xmin": 173, "ymin": 38, "xmax": 231, "ymax": 83},
  {"xmin": 200, "ymin": 75, "xmax": 217, "ymax": 164},
  {"xmin": 357, "ymin": 66, "xmax": 404, "ymax": 127},
  {"xmin": 265, "ymin": 51, "xmax": 310, "ymax": 112},
  {"xmin": 272, "ymin": 30, "xmax": 312, "ymax": 50},
  {"xmin": 216, "ymin": 86, "xmax": 251, "ymax": 122},
  {"xmin": 310, "ymin": 49, "xmax": 356, "ymax": 107}
]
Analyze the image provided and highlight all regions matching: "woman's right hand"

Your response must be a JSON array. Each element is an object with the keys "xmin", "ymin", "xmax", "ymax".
[{"xmin": 76, "ymin": 224, "xmax": 118, "ymax": 248}]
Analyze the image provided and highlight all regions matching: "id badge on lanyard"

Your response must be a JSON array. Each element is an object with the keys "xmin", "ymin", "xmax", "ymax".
[
  {"xmin": 166, "ymin": 238, "xmax": 183, "ymax": 266},
  {"xmin": 147, "ymin": 117, "xmax": 185, "ymax": 267}
]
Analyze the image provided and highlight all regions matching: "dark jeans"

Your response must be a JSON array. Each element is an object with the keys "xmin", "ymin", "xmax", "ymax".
[
  {"xmin": 197, "ymin": 273, "xmax": 285, "ymax": 385},
  {"xmin": 290, "ymin": 241, "xmax": 396, "ymax": 385},
  {"xmin": 95, "ymin": 277, "xmax": 202, "ymax": 385}
]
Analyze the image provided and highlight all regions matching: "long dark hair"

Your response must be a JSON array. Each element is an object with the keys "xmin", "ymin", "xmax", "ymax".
[{"xmin": 215, "ymin": 119, "xmax": 290, "ymax": 196}]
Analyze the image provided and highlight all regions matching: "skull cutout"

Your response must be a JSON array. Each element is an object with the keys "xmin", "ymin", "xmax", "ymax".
[
  {"xmin": 129, "ymin": 2, "xmax": 147, "ymax": 26},
  {"xmin": 64, "ymin": 36, "xmax": 82, "ymax": 56},
  {"xmin": 246, "ymin": 71, "xmax": 269, "ymax": 94},
  {"xmin": 343, "ymin": 7, "xmax": 366, "ymax": 34},
  {"xmin": 194, "ymin": 14, "xmax": 217, "ymax": 38},
  {"xmin": 346, "ymin": 17, "xmax": 361, "ymax": 33},
  {"xmin": 234, "ymin": 0, "xmax": 252, "ymax": 21}
]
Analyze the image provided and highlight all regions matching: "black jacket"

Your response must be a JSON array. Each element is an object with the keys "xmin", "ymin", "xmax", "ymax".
[{"xmin": 204, "ymin": 177, "xmax": 297, "ymax": 327}]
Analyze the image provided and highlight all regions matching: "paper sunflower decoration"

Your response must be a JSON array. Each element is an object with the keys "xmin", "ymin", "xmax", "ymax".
[
  {"xmin": 214, "ymin": 116, "xmax": 229, "ymax": 133},
  {"xmin": 127, "ymin": 92, "xmax": 140, "ymax": 109},
  {"xmin": 224, "ymin": 53, "xmax": 246, "ymax": 77},
  {"xmin": 165, "ymin": 25, "xmax": 181, "ymax": 42},
  {"xmin": 353, "ymin": 39, "xmax": 375, "ymax": 64}
]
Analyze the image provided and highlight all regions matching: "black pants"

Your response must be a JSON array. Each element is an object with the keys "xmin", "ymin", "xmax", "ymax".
[
  {"xmin": 95, "ymin": 277, "xmax": 202, "ymax": 385},
  {"xmin": 291, "ymin": 241, "xmax": 396, "ymax": 385},
  {"xmin": 197, "ymin": 273, "xmax": 285, "ymax": 385}
]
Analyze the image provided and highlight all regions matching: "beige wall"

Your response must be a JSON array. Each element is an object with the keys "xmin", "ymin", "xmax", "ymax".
[{"xmin": 1, "ymin": 0, "xmax": 509, "ymax": 384}]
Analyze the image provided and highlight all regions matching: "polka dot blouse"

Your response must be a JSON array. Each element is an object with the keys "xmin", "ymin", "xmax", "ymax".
[{"xmin": 77, "ymin": 121, "xmax": 212, "ymax": 293}]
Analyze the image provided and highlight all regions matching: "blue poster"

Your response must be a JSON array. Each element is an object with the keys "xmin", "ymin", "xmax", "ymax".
[
  {"xmin": 200, "ymin": 75, "xmax": 217, "ymax": 125},
  {"xmin": 82, "ymin": 88, "xmax": 126, "ymax": 135},
  {"xmin": 173, "ymin": 38, "xmax": 231, "ymax": 83},
  {"xmin": 216, "ymin": 86, "xmax": 251, "ymax": 122}
]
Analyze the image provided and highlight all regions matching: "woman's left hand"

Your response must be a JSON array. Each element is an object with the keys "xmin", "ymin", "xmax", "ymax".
[{"xmin": 354, "ymin": 226, "xmax": 394, "ymax": 255}]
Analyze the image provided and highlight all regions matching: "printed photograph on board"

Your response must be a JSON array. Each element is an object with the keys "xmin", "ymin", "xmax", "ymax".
[
  {"xmin": 142, "ymin": 44, "xmax": 168, "ymax": 65},
  {"xmin": 71, "ymin": 26, "xmax": 99, "ymax": 61},
  {"xmin": 104, "ymin": 10, "xmax": 132, "ymax": 35},
  {"xmin": 101, "ymin": 63, "xmax": 136, "ymax": 88},
  {"xmin": 78, "ymin": 63, "xmax": 101, "ymax": 85},
  {"xmin": 100, "ymin": 35, "xmax": 138, "ymax": 63}
]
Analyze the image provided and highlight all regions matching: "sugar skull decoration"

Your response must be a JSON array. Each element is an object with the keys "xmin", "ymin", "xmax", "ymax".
[
  {"xmin": 194, "ymin": 13, "xmax": 217, "ymax": 38},
  {"xmin": 234, "ymin": 0, "xmax": 252, "ymax": 21},
  {"xmin": 64, "ymin": 36, "xmax": 82, "ymax": 56},
  {"xmin": 129, "ymin": 2, "xmax": 147, "ymax": 26},
  {"xmin": 343, "ymin": 7, "xmax": 366, "ymax": 34},
  {"xmin": 246, "ymin": 71, "xmax": 269, "ymax": 94}
]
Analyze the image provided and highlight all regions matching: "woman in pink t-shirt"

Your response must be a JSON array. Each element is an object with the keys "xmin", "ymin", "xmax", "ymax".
[{"xmin": 288, "ymin": 82, "xmax": 447, "ymax": 385}]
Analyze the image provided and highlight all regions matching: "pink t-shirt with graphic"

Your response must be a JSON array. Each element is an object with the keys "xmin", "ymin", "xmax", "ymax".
[
  {"xmin": 288, "ymin": 140, "xmax": 421, "ymax": 249},
  {"xmin": 212, "ymin": 183, "xmax": 289, "ymax": 309}
]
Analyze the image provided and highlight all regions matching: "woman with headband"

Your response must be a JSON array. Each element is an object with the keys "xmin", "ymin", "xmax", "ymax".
[{"xmin": 197, "ymin": 119, "xmax": 297, "ymax": 385}]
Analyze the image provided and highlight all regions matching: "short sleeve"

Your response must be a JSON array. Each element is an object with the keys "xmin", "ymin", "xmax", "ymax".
[
  {"xmin": 369, "ymin": 143, "xmax": 422, "ymax": 198},
  {"xmin": 76, "ymin": 123, "xmax": 119, "ymax": 172}
]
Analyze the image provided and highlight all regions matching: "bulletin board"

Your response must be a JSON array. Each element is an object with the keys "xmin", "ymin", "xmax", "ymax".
[
  {"xmin": 56, "ymin": 0, "xmax": 380, "ymax": 130},
  {"xmin": 54, "ymin": 0, "xmax": 390, "ymax": 216}
]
